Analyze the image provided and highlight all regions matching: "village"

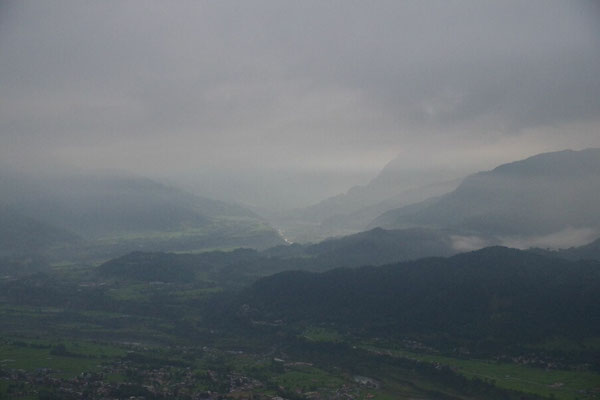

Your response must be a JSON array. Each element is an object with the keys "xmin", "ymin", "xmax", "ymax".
[{"xmin": 0, "ymin": 354, "xmax": 377, "ymax": 400}]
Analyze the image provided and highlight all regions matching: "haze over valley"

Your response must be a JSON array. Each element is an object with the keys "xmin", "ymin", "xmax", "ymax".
[{"xmin": 1, "ymin": 1, "xmax": 600, "ymax": 399}]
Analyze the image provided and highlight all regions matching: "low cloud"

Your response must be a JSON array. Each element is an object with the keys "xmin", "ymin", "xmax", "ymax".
[
  {"xmin": 500, "ymin": 227, "xmax": 599, "ymax": 250},
  {"xmin": 1, "ymin": 1, "xmax": 599, "ymax": 208},
  {"xmin": 450, "ymin": 235, "xmax": 491, "ymax": 252}
]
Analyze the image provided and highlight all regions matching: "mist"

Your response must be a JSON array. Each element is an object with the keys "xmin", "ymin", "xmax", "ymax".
[
  {"xmin": 500, "ymin": 227, "xmax": 599, "ymax": 250},
  {"xmin": 1, "ymin": 0, "xmax": 600, "ymax": 211},
  {"xmin": 2, "ymin": 3, "xmax": 600, "ymax": 396}
]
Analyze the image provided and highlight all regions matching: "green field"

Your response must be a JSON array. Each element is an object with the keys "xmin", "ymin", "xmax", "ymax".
[
  {"xmin": 363, "ymin": 344, "xmax": 600, "ymax": 400},
  {"xmin": 0, "ymin": 339, "xmax": 126, "ymax": 377},
  {"xmin": 302, "ymin": 326, "xmax": 344, "ymax": 343},
  {"xmin": 2, "ymin": 247, "xmax": 599, "ymax": 400}
]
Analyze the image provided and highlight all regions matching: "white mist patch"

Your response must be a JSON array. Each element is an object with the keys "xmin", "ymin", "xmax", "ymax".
[
  {"xmin": 500, "ymin": 227, "xmax": 598, "ymax": 250},
  {"xmin": 450, "ymin": 235, "xmax": 490, "ymax": 252}
]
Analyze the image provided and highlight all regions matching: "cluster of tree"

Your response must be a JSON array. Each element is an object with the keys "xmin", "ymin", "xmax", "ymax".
[
  {"xmin": 266, "ymin": 227, "xmax": 457, "ymax": 267},
  {"xmin": 530, "ymin": 237, "xmax": 600, "ymax": 261},
  {"xmin": 4, "ymin": 242, "xmax": 600, "ymax": 368},
  {"xmin": 237, "ymin": 247, "xmax": 600, "ymax": 356},
  {"xmin": 96, "ymin": 247, "xmax": 328, "ymax": 287},
  {"xmin": 275, "ymin": 339, "xmax": 547, "ymax": 400},
  {"xmin": 97, "ymin": 226, "xmax": 463, "ymax": 287}
]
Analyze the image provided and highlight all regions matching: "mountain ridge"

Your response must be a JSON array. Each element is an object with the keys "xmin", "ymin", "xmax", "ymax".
[
  {"xmin": 0, "ymin": 171, "xmax": 285, "ymax": 259},
  {"xmin": 369, "ymin": 148, "xmax": 600, "ymax": 245},
  {"xmin": 238, "ymin": 246, "xmax": 600, "ymax": 352}
]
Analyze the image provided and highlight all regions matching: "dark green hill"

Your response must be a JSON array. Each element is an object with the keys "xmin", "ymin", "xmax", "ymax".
[
  {"xmin": 530, "ymin": 237, "xmax": 600, "ymax": 261},
  {"xmin": 240, "ymin": 247, "xmax": 600, "ymax": 350},
  {"xmin": 266, "ymin": 227, "xmax": 457, "ymax": 268},
  {"xmin": 98, "ymin": 251, "xmax": 204, "ymax": 282},
  {"xmin": 96, "ymin": 227, "xmax": 457, "ymax": 290},
  {"xmin": 96, "ymin": 248, "xmax": 324, "ymax": 287}
]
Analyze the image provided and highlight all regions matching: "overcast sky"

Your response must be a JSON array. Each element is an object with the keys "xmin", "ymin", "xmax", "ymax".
[{"xmin": 1, "ymin": 1, "xmax": 599, "ymax": 208}]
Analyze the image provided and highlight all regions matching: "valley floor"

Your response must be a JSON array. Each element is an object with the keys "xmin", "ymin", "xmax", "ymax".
[{"xmin": 1, "ymin": 263, "xmax": 598, "ymax": 400}]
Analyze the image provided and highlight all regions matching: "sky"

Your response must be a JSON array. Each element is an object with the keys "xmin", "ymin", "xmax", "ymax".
[{"xmin": 1, "ymin": 0, "xmax": 599, "ymax": 209}]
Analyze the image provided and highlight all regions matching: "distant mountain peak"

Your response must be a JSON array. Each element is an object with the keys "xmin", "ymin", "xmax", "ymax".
[
  {"xmin": 370, "ymin": 148, "xmax": 600, "ymax": 245},
  {"xmin": 491, "ymin": 148, "xmax": 600, "ymax": 177}
]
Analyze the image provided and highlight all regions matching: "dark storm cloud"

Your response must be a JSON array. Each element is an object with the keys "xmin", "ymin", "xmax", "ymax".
[
  {"xmin": 268, "ymin": 1, "xmax": 600, "ymax": 132},
  {"xmin": 1, "ymin": 0, "xmax": 599, "ymax": 206}
]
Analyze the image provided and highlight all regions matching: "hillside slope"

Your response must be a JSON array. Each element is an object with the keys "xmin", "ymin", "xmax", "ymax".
[
  {"xmin": 530, "ymin": 236, "xmax": 600, "ymax": 261},
  {"xmin": 266, "ymin": 227, "xmax": 457, "ymax": 267},
  {"xmin": 370, "ymin": 149, "xmax": 600, "ymax": 243},
  {"xmin": 276, "ymin": 156, "xmax": 462, "ymax": 241},
  {"xmin": 0, "ymin": 172, "xmax": 284, "ymax": 259},
  {"xmin": 241, "ymin": 247, "xmax": 600, "ymax": 349},
  {"xmin": 0, "ymin": 208, "xmax": 79, "ymax": 256}
]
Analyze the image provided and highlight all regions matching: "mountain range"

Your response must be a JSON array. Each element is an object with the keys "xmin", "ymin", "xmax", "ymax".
[
  {"xmin": 265, "ymin": 227, "xmax": 458, "ymax": 267},
  {"xmin": 369, "ymin": 148, "xmax": 600, "ymax": 248},
  {"xmin": 2, "ymin": 148, "xmax": 599, "ymax": 262},
  {"xmin": 0, "ymin": 171, "xmax": 284, "ymax": 259},
  {"xmin": 530, "ymin": 237, "xmax": 600, "ymax": 261},
  {"xmin": 275, "ymin": 156, "xmax": 462, "ymax": 242},
  {"xmin": 237, "ymin": 246, "xmax": 600, "ymax": 354}
]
